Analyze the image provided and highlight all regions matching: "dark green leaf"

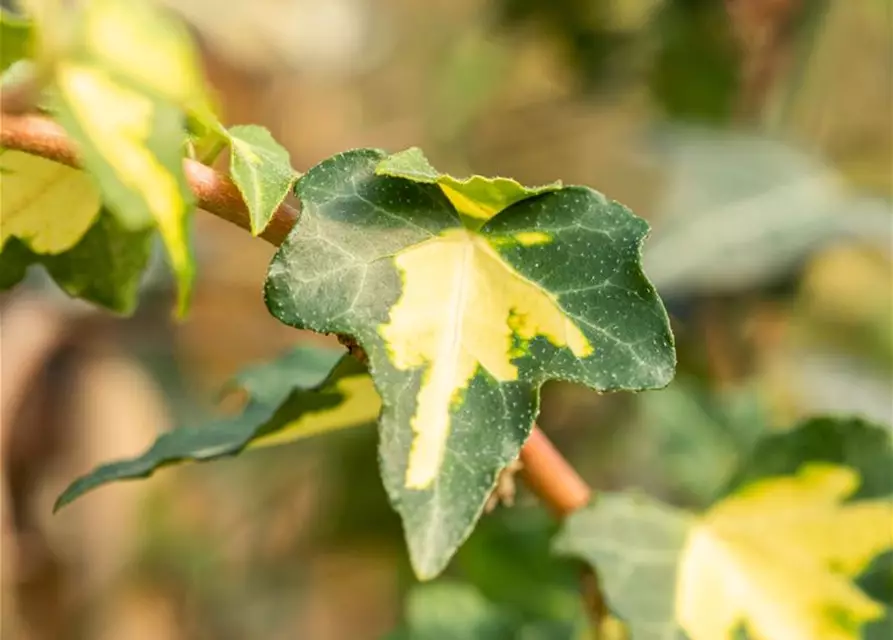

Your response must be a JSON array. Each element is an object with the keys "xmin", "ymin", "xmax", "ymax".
[
  {"xmin": 0, "ymin": 9, "xmax": 29, "ymax": 72},
  {"xmin": 55, "ymin": 347, "xmax": 378, "ymax": 510},
  {"xmin": 227, "ymin": 124, "xmax": 297, "ymax": 235},
  {"xmin": 265, "ymin": 147, "xmax": 675, "ymax": 579},
  {"xmin": 0, "ymin": 210, "xmax": 153, "ymax": 314}
]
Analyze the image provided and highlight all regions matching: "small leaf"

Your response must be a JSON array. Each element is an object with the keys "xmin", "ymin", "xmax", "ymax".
[
  {"xmin": 52, "ymin": 64, "xmax": 195, "ymax": 314},
  {"xmin": 0, "ymin": 209, "xmax": 153, "ymax": 313},
  {"xmin": 377, "ymin": 147, "xmax": 562, "ymax": 229},
  {"xmin": 55, "ymin": 346, "xmax": 379, "ymax": 510},
  {"xmin": 226, "ymin": 124, "xmax": 296, "ymax": 235},
  {"xmin": 555, "ymin": 418, "xmax": 893, "ymax": 640},
  {"xmin": 0, "ymin": 9, "xmax": 30, "ymax": 72},
  {"xmin": 265, "ymin": 147, "xmax": 675, "ymax": 579},
  {"xmin": 0, "ymin": 151, "xmax": 101, "ymax": 254}
]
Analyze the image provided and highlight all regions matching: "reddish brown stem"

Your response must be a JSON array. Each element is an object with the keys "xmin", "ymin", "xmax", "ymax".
[
  {"xmin": 0, "ymin": 113, "xmax": 300, "ymax": 245},
  {"xmin": 0, "ymin": 111, "xmax": 592, "ymax": 520},
  {"xmin": 520, "ymin": 426, "xmax": 592, "ymax": 516}
]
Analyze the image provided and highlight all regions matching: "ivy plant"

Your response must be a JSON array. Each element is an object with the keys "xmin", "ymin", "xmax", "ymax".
[{"xmin": 1, "ymin": 2, "xmax": 890, "ymax": 639}]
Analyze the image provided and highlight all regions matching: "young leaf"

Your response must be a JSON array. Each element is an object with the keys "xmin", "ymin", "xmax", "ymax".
[
  {"xmin": 0, "ymin": 209, "xmax": 153, "ymax": 313},
  {"xmin": 0, "ymin": 151, "xmax": 101, "ymax": 254},
  {"xmin": 555, "ymin": 419, "xmax": 893, "ymax": 640},
  {"xmin": 265, "ymin": 148, "xmax": 675, "ymax": 579},
  {"xmin": 0, "ymin": 9, "xmax": 30, "ymax": 72},
  {"xmin": 226, "ymin": 124, "xmax": 297, "ymax": 235},
  {"xmin": 55, "ymin": 347, "xmax": 379, "ymax": 510}
]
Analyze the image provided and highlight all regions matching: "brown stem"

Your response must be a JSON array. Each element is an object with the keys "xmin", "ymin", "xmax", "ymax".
[
  {"xmin": 519, "ymin": 426, "xmax": 591, "ymax": 517},
  {"xmin": 0, "ymin": 113, "xmax": 300, "ymax": 245},
  {"xmin": 0, "ymin": 111, "xmax": 592, "ymax": 520}
]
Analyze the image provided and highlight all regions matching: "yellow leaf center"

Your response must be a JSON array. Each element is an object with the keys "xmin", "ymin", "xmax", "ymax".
[{"xmin": 379, "ymin": 228, "xmax": 592, "ymax": 489}]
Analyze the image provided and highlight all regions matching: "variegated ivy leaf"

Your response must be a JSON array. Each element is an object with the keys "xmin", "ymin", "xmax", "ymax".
[
  {"xmin": 41, "ymin": 0, "xmax": 215, "ymax": 315},
  {"xmin": 52, "ymin": 66, "xmax": 194, "ymax": 314},
  {"xmin": 264, "ymin": 148, "xmax": 675, "ymax": 579},
  {"xmin": 54, "ymin": 346, "xmax": 380, "ymax": 510},
  {"xmin": 554, "ymin": 417, "xmax": 893, "ymax": 640},
  {"xmin": 227, "ymin": 124, "xmax": 297, "ymax": 235}
]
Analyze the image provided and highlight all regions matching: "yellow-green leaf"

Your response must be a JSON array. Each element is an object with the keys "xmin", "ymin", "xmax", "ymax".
[
  {"xmin": 265, "ymin": 148, "xmax": 674, "ymax": 579},
  {"xmin": 54, "ymin": 346, "xmax": 379, "ymax": 510},
  {"xmin": 0, "ymin": 151, "xmax": 100, "ymax": 253},
  {"xmin": 75, "ymin": 0, "xmax": 215, "ymax": 122},
  {"xmin": 226, "ymin": 124, "xmax": 296, "ymax": 235},
  {"xmin": 555, "ymin": 418, "xmax": 893, "ymax": 640},
  {"xmin": 376, "ymin": 147, "xmax": 561, "ymax": 230},
  {"xmin": 52, "ymin": 63, "xmax": 194, "ymax": 314},
  {"xmin": 679, "ymin": 464, "xmax": 892, "ymax": 640},
  {"xmin": 0, "ymin": 9, "xmax": 30, "ymax": 72}
]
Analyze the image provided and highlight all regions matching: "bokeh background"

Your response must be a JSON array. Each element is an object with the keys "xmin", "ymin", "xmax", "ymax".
[{"xmin": 2, "ymin": 0, "xmax": 891, "ymax": 638}]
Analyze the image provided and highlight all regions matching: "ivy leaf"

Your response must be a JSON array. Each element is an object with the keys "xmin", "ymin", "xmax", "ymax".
[
  {"xmin": 0, "ymin": 209, "xmax": 153, "ymax": 313},
  {"xmin": 54, "ymin": 346, "xmax": 379, "ymax": 510},
  {"xmin": 43, "ymin": 0, "xmax": 211, "ymax": 315},
  {"xmin": 0, "ymin": 151, "xmax": 101, "ymax": 254},
  {"xmin": 0, "ymin": 9, "xmax": 30, "ymax": 72},
  {"xmin": 265, "ymin": 148, "xmax": 675, "ymax": 579},
  {"xmin": 555, "ymin": 418, "xmax": 893, "ymax": 640},
  {"xmin": 52, "ymin": 66, "xmax": 194, "ymax": 314},
  {"xmin": 226, "ymin": 124, "xmax": 297, "ymax": 235}
]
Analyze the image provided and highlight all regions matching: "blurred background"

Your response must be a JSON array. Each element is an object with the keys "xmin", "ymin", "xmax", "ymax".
[{"xmin": 1, "ymin": 0, "xmax": 891, "ymax": 638}]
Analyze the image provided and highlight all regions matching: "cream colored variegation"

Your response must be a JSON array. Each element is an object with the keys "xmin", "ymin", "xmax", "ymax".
[
  {"xmin": 677, "ymin": 464, "xmax": 893, "ymax": 640},
  {"xmin": 55, "ymin": 63, "xmax": 191, "ymax": 309},
  {"xmin": 380, "ymin": 228, "xmax": 592, "ymax": 489}
]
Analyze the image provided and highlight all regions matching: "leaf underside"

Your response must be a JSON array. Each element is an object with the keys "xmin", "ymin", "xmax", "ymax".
[
  {"xmin": 264, "ymin": 147, "xmax": 675, "ymax": 578},
  {"xmin": 55, "ymin": 346, "xmax": 380, "ymax": 510}
]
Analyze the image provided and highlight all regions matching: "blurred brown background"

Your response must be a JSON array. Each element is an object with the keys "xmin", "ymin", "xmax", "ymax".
[{"xmin": 2, "ymin": 0, "xmax": 891, "ymax": 638}]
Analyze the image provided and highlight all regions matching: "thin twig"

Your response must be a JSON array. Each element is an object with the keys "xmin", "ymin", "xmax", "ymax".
[
  {"xmin": 0, "ymin": 113, "xmax": 300, "ymax": 245},
  {"xmin": 0, "ymin": 111, "xmax": 592, "ymax": 521}
]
